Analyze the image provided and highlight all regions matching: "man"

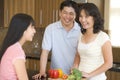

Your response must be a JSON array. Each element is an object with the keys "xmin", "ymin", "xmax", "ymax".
[{"xmin": 33, "ymin": 0, "xmax": 81, "ymax": 79}]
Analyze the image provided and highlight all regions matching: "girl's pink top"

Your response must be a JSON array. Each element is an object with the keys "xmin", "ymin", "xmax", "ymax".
[{"xmin": 0, "ymin": 42, "xmax": 25, "ymax": 80}]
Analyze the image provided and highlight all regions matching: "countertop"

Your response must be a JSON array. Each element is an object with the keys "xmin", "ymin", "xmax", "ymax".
[
  {"xmin": 27, "ymin": 70, "xmax": 86, "ymax": 80},
  {"xmin": 26, "ymin": 53, "xmax": 40, "ymax": 60},
  {"xmin": 27, "ymin": 61, "xmax": 120, "ymax": 80},
  {"xmin": 109, "ymin": 62, "xmax": 120, "ymax": 72},
  {"xmin": 27, "ymin": 69, "xmax": 38, "ymax": 80},
  {"xmin": 26, "ymin": 54, "xmax": 120, "ymax": 72},
  {"xmin": 26, "ymin": 53, "xmax": 51, "ymax": 61}
]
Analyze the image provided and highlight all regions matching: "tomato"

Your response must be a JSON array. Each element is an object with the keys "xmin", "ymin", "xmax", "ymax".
[
  {"xmin": 48, "ymin": 69, "xmax": 54, "ymax": 78},
  {"xmin": 53, "ymin": 70, "xmax": 59, "ymax": 78},
  {"xmin": 48, "ymin": 69, "xmax": 59, "ymax": 78}
]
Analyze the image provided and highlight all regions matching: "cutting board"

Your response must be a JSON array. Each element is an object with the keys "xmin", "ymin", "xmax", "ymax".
[{"xmin": 48, "ymin": 78, "xmax": 86, "ymax": 80}]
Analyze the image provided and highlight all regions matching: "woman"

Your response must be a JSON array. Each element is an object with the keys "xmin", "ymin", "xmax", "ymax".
[
  {"xmin": 73, "ymin": 3, "xmax": 113, "ymax": 80},
  {"xmin": 0, "ymin": 13, "xmax": 36, "ymax": 80}
]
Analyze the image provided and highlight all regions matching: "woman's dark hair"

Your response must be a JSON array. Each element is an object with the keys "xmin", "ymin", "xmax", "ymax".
[
  {"xmin": 0, "ymin": 13, "xmax": 35, "ymax": 59},
  {"xmin": 79, "ymin": 3, "xmax": 104, "ymax": 34},
  {"xmin": 60, "ymin": 0, "xmax": 79, "ymax": 15}
]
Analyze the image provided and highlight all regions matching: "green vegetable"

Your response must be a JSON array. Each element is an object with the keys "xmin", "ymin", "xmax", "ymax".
[
  {"xmin": 67, "ymin": 74, "xmax": 76, "ymax": 80},
  {"xmin": 69, "ymin": 68, "xmax": 82, "ymax": 80},
  {"xmin": 76, "ymin": 76, "xmax": 81, "ymax": 80}
]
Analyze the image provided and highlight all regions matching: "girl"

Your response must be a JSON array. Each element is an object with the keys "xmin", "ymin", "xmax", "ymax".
[{"xmin": 0, "ymin": 13, "xmax": 36, "ymax": 80}]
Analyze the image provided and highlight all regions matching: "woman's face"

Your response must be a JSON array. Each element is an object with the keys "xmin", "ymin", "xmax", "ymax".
[
  {"xmin": 79, "ymin": 9, "xmax": 94, "ymax": 30},
  {"xmin": 59, "ymin": 6, "xmax": 76, "ymax": 27},
  {"xmin": 24, "ymin": 23, "xmax": 36, "ymax": 41}
]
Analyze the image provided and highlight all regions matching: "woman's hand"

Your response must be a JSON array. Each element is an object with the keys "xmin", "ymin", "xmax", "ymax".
[{"xmin": 82, "ymin": 71, "xmax": 90, "ymax": 79}]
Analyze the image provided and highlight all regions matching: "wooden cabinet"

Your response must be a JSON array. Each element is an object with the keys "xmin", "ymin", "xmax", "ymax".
[
  {"xmin": 4, "ymin": 0, "xmax": 35, "ymax": 27},
  {"xmin": 26, "ymin": 58, "xmax": 51, "ymax": 72},
  {"xmin": 26, "ymin": 59, "xmax": 40, "ymax": 71},
  {"xmin": 35, "ymin": 0, "xmax": 64, "ymax": 28},
  {"xmin": 112, "ymin": 47, "xmax": 120, "ymax": 63},
  {"xmin": 106, "ymin": 70, "xmax": 120, "ymax": 80},
  {"xmin": 2, "ymin": 0, "xmax": 105, "ymax": 28},
  {"xmin": 3, "ymin": 0, "xmax": 64, "ymax": 28},
  {"xmin": 0, "ymin": 0, "xmax": 4, "ymax": 27}
]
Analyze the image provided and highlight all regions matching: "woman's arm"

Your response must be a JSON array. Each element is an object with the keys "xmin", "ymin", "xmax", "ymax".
[
  {"xmin": 73, "ymin": 51, "xmax": 80, "ymax": 68},
  {"xmin": 83, "ymin": 41, "xmax": 113, "ymax": 78},
  {"xmin": 14, "ymin": 59, "xmax": 28, "ymax": 80}
]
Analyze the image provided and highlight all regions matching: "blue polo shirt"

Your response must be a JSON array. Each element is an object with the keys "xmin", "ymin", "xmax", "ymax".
[{"xmin": 42, "ymin": 20, "xmax": 81, "ymax": 74}]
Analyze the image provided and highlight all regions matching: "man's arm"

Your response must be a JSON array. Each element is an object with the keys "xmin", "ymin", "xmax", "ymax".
[
  {"xmin": 32, "ymin": 49, "xmax": 49, "ymax": 79},
  {"xmin": 39, "ymin": 49, "xmax": 49, "ymax": 76}
]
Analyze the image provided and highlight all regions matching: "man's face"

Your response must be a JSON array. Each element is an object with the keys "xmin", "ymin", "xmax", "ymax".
[{"xmin": 59, "ymin": 6, "xmax": 76, "ymax": 27}]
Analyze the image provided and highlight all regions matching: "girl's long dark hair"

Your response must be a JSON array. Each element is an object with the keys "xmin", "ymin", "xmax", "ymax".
[{"xmin": 0, "ymin": 13, "xmax": 35, "ymax": 59}]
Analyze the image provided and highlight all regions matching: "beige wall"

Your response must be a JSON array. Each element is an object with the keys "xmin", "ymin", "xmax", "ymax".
[
  {"xmin": 76, "ymin": 0, "xmax": 109, "ymax": 30},
  {"xmin": 104, "ymin": 0, "xmax": 110, "ymax": 30},
  {"xmin": 87, "ymin": 0, "xmax": 104, "ymax": 18},
  {"xmin": 87, "ymin": 0, "xmax": 110, "ymax": 30}
]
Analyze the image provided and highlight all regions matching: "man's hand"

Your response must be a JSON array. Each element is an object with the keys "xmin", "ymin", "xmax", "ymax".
[{"xmin": 32, "ymin": 73, "xmax": 47, "ymax": 80}]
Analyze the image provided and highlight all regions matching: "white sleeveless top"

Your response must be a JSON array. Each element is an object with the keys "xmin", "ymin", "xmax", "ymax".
[{"xmin": 78, "ymin": 31, "xmax": 110, "ymax": 80}]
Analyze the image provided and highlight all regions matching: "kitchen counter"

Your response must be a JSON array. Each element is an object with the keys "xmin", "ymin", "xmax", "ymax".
[
  {"xmin": 27, "ymin": 60, "xmax": 120, "ymax": 80},
  {"xmin": 27, "ymin": 70, "xmax": 86, "ymax": 80},
  {"xmin": 26, "ymin": 52, "xmax": 51, "ymax": 72},
  {"xmin": 106, "ymin": 62, "xmax": 120, "ymax": 80},
  {"xmin": 26, "ymin": 53, "xmax": 120, "ymax": 72},
  {"xmin": 48, "ymin": 78, "xmax": 86, "ymax": 80},
  {"xmin": 27, "ymin": 69, "xmax": 38, "ymax": 80},
  {"xmin": 26, "ymin": 53, "xmax": 120, "ymax": 80},
  {"xmin": 26, "ymin": 53, "xmax": 40, "ymax": 60},
  {"xmin": 26, "ymin": 53, "xmax": 51, "ymax": 61},
  {"xmin": 109, "ymin": 62, "xmax": 120, "ymax": 72}
]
